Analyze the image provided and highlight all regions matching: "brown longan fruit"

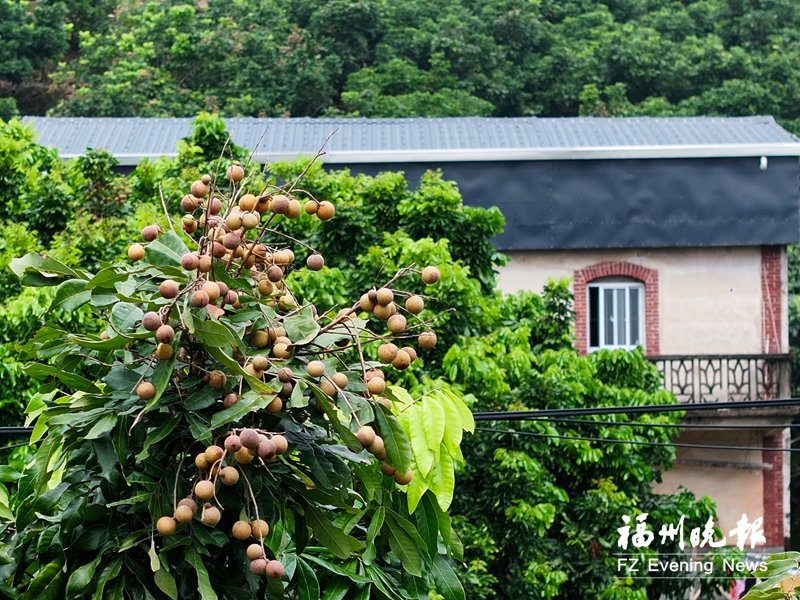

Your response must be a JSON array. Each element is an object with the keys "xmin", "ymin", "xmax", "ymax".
[
  {"xmin": 257, "ymin": 279, "xmax": 273, "ymax": 296},
  {"xmin": 239, "ymin": 194, "xmax": 258, "ymax": 212},
  {"xmin": 268, "ymin": 327, "xmax": 286, "ymax": 341},
  {"xmin": 304, "ymin": 201, "xmax": 318, "ymax": 215},
  {"xmin": 378, "ymin": 397, "xmax": 393, "ymax": 410},
  {"xmin": 272, "ymin": 435, "xmax": 288, "ymax": 455},
  {"xmin": 159, "ymin": 280, "xmax": 180, "ymax": 299},
  {"xmin": 198, "ymin": 256, "xmax": 213, "ymax": 273},
  {"xmin": 178, "ymin": 497, "xmax": 197, "ymax": 512},
  {"xmin": 195, "ymin": 480, "xmax": 215, "ymax": 500},
  {"xmin": 270, "ymin": 195, "xmax": 290, "ymax": 215},
  {"xmin": 401, "ymin": 346, "xmax": 417, "ymax": 362},
  {"xmin": 182, "ymin": 215, "xmax": 198, "ymax": 233},
  {"xmin": 225, "ymin": 213, "xmax": 243, "ymax": 231},
  {"xmin": 367, "ymin": 377, "xmax": 386, "ymax": 395},
  {"xmin": 181, "ymin": 194, "xmax": 200, "ymax": 212},
  {"xmin": 141, "ymin": 225, "xmax": 159, "ymax": 242},
  {"xmin": 219, "ymin": 466, "xmax": 239, "ymax": 486},
  {"xmin": 250, "ymin": 559, "xmax": 269, "ymax": 576},
  {"xmin": 195, "ymin": 453, "xmax": 209, "ymax": 470},
  {"xmin": 128, "ymin": 244, "xmax": 145, "ymax": 261},
  {"xmin": 373, "ymin": 302, "xmax": 395, "ymax": 320},
  {"xmin": 240, "ymin": 429, "xmax": 260, "ymax": 449},
  {"xmin": 419, "ymin": 331, "xmax": 437, "ymax": 349},
  {"xmin": 277, "ymin": 367, "xmax": 293, "ymax": 383},
  {"xmin": 191, "ymin": 290, "xmax": 210, "ymax": 307},
  {"xmin": 247, "ymin": 544, "xmax": 264, "ymax": 560},
  {"xmin": 224, "ymin": 290, "xmax": 239, "ymax": 306},
  {"xmin": 157, "ymin": 516, "xmax": 176, "ymax": 536},
  {"xmin": 306, "ymin": 360, "xmax": 325, "ymax": 378},
  {"xmin": 225, "ymin": 434, "xmax": 242, "ymax": 452},
  {"xmin": 175, "ymin": 504, "xmax": 194, "ymax": 524},
  {"xmin": 242, "ymin": 212, "xmax": 260, "ymax": 230},
  {"xmin": 209, "ymin": 197, "xmax": 223, "ymax": 215},
  {"xmin": 181, "ymin": 252, "xmax": 200, "ymax": 271},
  {"xmin": 365, "ymin": 369, "xmax": 384, "ymax": 381},
  {"xmin": 252, "ymin": 330, "xmax": 270, "ymax": 348},
  {"xmin": 405, "ymin": 295, "xmax": 424, "ymax": 314},
  {"xmin": 232, "ymin": 520, "xmax": 252, "ymax": 540},
  {"xmin": 201, "ymin": 174, "xmax": 212, "ymax": 185},
  {"xmin": 267, "ymin": 265, "xmax": 283, "ymax": 283},
  {"xmin": 368, "ymin": 436, "xmax": 387, "ymax": 461},
  {"xmin": 376, "ymin": 288, "xmax": 393, "ymax": 306},
  {"xmin": 421, "ymin": 266, "xmax": 441, "ymax": 284},
  {"xmin": 320, "ymin": 380, "xmax": 336, "ymax": 397},
  {"xmin": 256, "ymin": 195, "xmax": 271, "ymax": 212},
  {"xmin": 394, "ymin": 470, "xmax": 413, "ymax": 485},
  {"xmin": 356, "ymin": 426, "xmax": 376, "ymax": 448},
  {"xmin": 205, "ymin": 445, "xmax": 224, "ymax": 464},
  {"xmin": 266, "ymin": 396, "xmax": 283, "ymax": 414},
  {"xmin": 244, "ymin": 364, "xmax": 263, "ymax": 379},
  {"xmin": 211, "ymin": 242, "xmax": 227, "ymax": 259},
  {"xmin": 156, "ymin": 324, "xmax": 175, "ymax": 344},
  {"xmin": 273, "ymin": 343, "xmax": 291, "ymax": 359},
  {"xmin": 306, "ymin": 254, "xmax": 324, "ymax": 271},
  {"xmin": 235, "ymin": 447, "xmax": 254, "ymax": 464},
  {"xmin": 201, "ymin": 506, "xmax": 222, "ymax": 526},
  {"xmin": 387, "ymin": 314, "xmax": 407, "ymax": 334},
  {"xmin": 208, "ymin": 370, "xmax": 227, "ymax": 389},
  {"xmin": 202, "ymin": 281, "xmax": 221, "ymax": 303},
  {"xmin": 137, "ymin": 382, "xmax": 156, "ymax": 400},
  {"xmin": 266, "ymin": 560, "xmax": 284, "ymax": 579},
  {"xmin": 252, "ymin": 355, "xmax": 270, "ymax": 372},
  {"xmin": 274, "ymin": 249, "xmax": 295, "ymax": 265},
  {"xmin": 360, "ymin": 293, "xmax": 375, "ymax": 312},
  {"xmin": 332, "ymin": 372, "xmax": 348, "ymax": 389},
  {"xmin": 258, "ymin": 438, "xmax": 277, "ymax": 459},
  {"xmin": 227, "ymin": 163, "xmax": 245, "ymax": 183},
  {"xmin": 155, "ymin": 343, "xmax": 173, "ymax": 360},
  {"xmin": 378, "ymin": 343, "xmax": 398, "ymax": 363},
  {"xmin": 191, "ymin": 181, "xmax": 209, "ymax": 198},
  {"xmin": 316, "ymin": 201, "xmax": 335, "ymax": 221},
  {"xmin": 380, "ymin": 462, "xmax": 397, "ymax": 476},
  {"xmin": 142, "ymin": 312, "xmax": 162, "ymax": 331},
  {"xmin": 286, "ymin": 199, "xmax": 302, "ymax": 219},
  {"xmin": 392, "ymin": 350, "xmax": 411, "ymax": 370},
  {"xmin": 251, "ymin": 520, "xmax": 270, "ymax": 539}
]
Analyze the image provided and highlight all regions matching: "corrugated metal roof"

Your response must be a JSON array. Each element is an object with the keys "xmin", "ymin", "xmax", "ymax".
[{"xmin": 21, "ymin": 115, "xmax": 800, "ymax": 166}]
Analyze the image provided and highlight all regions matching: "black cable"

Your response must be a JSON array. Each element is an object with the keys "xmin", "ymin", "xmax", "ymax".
[
  {"xmin": 473, "ymin": 397, "xmax": 800, "ymax": 421},
  {"xmin": 0, "ymin": 427, "xmax": 33, "ymax": 436},
  {"xmin": 0, "ymin": 441, "xmax": 33, "ymax": 451},
  {"xmin": 515, "ymin": 417, "xmax": 800, "ymax": 430},
  {"xmin": 475, "ymin": 427, "xmax": 800, "ymax": 452}
]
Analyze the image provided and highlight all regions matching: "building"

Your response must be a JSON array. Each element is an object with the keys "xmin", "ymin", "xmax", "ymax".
[{"xmin": 24, "ymin": 115, "xmax": 800, "ymax": 549}]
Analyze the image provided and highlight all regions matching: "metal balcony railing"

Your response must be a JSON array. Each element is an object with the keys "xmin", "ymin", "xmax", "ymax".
[{"xmin": 645, "ymin": 354, "xmax": 792, "ymax": 404}]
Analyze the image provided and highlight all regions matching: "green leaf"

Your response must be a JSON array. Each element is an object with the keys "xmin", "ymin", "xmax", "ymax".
[
  {"xmin": 300, "ymin": 555, "xmax": 371, "ymax": 584},
  {"xmin": 427, "ymin": 443, "xmax": 455, "ymax": 511},
  {"xmin": 145, "ymin": 231, "xmax": 190, "ymax": 266},
  {"xmin": 21, "ymin": 561, "xmax": 65, "ymax": 600},
  {"xmin": 92, "ymin": 558, "xmax": 122, "ymax": 600},
  {"xmin": 25, "ymin": 363, "xmax": 101, "ymax": 393},
  {"xmin": 109, "ymin": 302, "xmax": 144, "ymax": 335},
  {"xmin": 283, "ymin": 306, "xmax": 320, "ymax": 344},
  {"xmin": 422, "ymin": 396, "xmax": 446, "ymax": 454},
  {"xmin": 406, "ymin": 462, "xmax": 429, "ymax": 514},
  {"xmin": 52, "ymin": 279, "xmax": 91, "ymax": 311},
  {"xmin": 408, "ymin": 404, "xmax": 434, "ymax": 477},
  {"xmin": 383, "ymin": 514, "xmax": 423, "ymax": 577},
  {"xmin": 154, "ymin": 568, "xmax": 179, "ymax": 600},
  {"xmin": 416, "ymin": 494, "xmax": 440, "ymax": 559},
  {"xmin": 10, "ymin": 252, "xmax": 43, "ymax": 278},
  {"xmin": 295, "ymin": 557, "xmax": 320, "ymax": 600},
  {"xmin": 87, "ymin": 268, "xmax": 135, "ymax": 290},
  {"xmin": 321, "ymin": 576, "xmax": 352, "ymax": 600},
  {"xmin": 86, "ymin": 415, "xmax": 117, "ymax": 439},
  {"xmin": 430, "ymin": 557, "xmax": 465, "ymax": 600},
  {"xmin": 67, "ymin": 553, "xmax": 103, "ymax": 595},
  {"xmin": 307, "ymin": 383, "xmax": 362, "ymax": 452},
  {"xmin": 363, "ymin": 507, "xmax": 385, "ymax": 566},
  {"xmin": 374, "ymin": 405, "xmax": 412, "ymax": 475},
  {"xmin": 210, "ymin": 391, "xmax": 274, "ymax": 429},
  {"xmin": 441, "ymin": 390, "xmax": 474, "ymax": 433},
  {"xmin": 305, "ymin": 505, "xmax": 359, "ymax": 560},
  {"xmin": 193, "ymin": 318, "xmax": 242, "ymax": 348},
  {"xmin": 186, "ymin": 546, "xmax": 218, "ymax": 600}
]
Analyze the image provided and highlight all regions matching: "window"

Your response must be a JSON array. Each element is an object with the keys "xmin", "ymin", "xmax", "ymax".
[{"xmin": 588, "ymin": 279, "xmax": 644, "ymax": 350}]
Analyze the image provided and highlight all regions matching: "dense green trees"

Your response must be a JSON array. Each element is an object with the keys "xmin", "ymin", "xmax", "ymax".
[{"xmin": 1, "ymin": 0, "xmax": 798, "ymax": 132}]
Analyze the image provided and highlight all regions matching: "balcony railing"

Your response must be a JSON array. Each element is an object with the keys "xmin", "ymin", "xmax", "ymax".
[{"xmin": 646, "ymin": 354, "xmax": 792, "ymax": 404}]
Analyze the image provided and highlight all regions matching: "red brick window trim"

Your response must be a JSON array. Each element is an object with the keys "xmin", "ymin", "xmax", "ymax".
[
  {"xmin": 761, "ymin": 246, "xmax": 782, "ymax": 355},
  {"xmin": 574, "ymin": 262, "xmax": 659, "ymax": 355}
]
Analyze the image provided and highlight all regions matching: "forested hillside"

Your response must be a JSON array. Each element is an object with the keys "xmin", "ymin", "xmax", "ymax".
[{"xmin": 1, "ymin": 0, "xmax": 799, "ymax": 132}]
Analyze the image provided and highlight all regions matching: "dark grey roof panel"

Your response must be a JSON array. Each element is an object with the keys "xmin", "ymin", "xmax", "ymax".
[{"xmin": 22, "ymin": 116, "xmax": 800, "ymax": 165}]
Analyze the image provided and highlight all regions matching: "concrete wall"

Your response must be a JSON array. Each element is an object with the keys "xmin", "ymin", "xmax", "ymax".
[
  {"xmin": 652, "ymin": 430, "xmax": 766, "ymax": 542},
  {"xmin": 497, "ymin": 247, "xmax": 766, "ymax": 355}
]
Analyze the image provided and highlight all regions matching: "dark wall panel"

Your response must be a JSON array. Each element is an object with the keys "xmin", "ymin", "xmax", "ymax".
[{"xmin": 334, "ymin": 156, "xmax": 800, "ymax": 251}]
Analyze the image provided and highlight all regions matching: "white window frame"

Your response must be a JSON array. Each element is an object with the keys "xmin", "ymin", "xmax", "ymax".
[{"xmin": 587, "ymin": 279, "xmax": 645, "ymax": 351}]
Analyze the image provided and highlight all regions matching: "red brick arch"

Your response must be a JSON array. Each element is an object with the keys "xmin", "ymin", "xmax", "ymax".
[{"xmin": 573, "ymin": 262, "xmax": 659, "ymax": 355}]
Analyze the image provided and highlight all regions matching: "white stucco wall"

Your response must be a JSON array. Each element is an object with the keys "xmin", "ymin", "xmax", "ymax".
[{"xmin": 497, "ymin": 247, "xmax": 766, "ymax": 355}]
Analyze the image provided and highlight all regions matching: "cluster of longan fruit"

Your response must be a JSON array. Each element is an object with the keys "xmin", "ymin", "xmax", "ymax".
[{"xmin": 355, "ymin": 424, "xmax": 412, "ymax": 485}]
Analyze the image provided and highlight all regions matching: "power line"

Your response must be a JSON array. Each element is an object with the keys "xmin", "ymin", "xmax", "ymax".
[
  {"xmin": 475, "ymin": 427, "xmax": 800, "ymax": 452},
  {"xmin": 472, "ymin": 397, "xmax": 800, "ymax": 421},
  {"xmin": 513, "ymin": 417, "xmax": 800, "ymax": 430}
]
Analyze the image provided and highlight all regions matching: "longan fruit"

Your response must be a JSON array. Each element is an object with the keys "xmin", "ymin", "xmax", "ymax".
[
  {"xmin": 195, "ymin": 480, "xmax": 215, "ymax": 500},
  {"xmin": 181, "ymin": 194, "xmax": 200, "ymax": 212},
  {"xmin": 198, "ymin": 256, "xmax": 213, "ymax": 273},
  {"xmin": 316, "ymin": 201, "xmax": 335, "ymax": 220},
  {"xmin": 394, "ymin": 470, "xmax": 413, "ymax": 485},
  {"xmin": 239, "ymin": 194, "xmax": 258, "ymax": 212},
  {"xmin": 191, "ymin": 290, "xmax": 210, "ymax": 307},
  {"xmin": 273, "ymin": 343, "xmax": 291, "ymax": 359},
  {"xmin": 141, "ymin": 225, "xmax": 159, "ymax": 242},
  {"xmin": 306, "ymin": 360, "xmax": 325, "ymax": 378},
  {"xmin": 251, "ymin": 519, "xmax": 270, "ymax": 539},
  {"xmin": 419, "ymin": 331, "xmax": 437, "ymax": 349},
  {"xmin": 182, "ymin": 215, "xmax": 198, "ymax": 233},
  {"xmin": 195, "ymin": 453, "xmax": 209, "ymax": 470},
  {"xmin": 156, "ymin": 324, "xmax": 175, "ymax": 344},
  {"xmin": 175, "ymin": 505, "xmax": 194, "ymax": 523},
  {"xmin": 405, "ymin": 295, "xmax": 424, "ymax": 314},
  {"xmin": 387, "ymin": 314, "xmax": 407, "ymax": 334},
  {"xmin": 332, "ymin": 372, "xmax": 348, "ymax": 389},
  {"xmin": 159, "ymin": 280, "xmax": 180, "ymax": 299},
  {"xmin": 286, "ymin": 199, "xmax": 302, "ymax": 219},
  {"xmin": 240, "ymin": 429, "xmax": 260, "ymax": 449},
  {"xmin": 244, "ymin": 363, "xmax": 263, "ymax": 379},
  {"xmin": 392, "ymin": 350, "xmax": 411, "ymax": 370},
  {"xmin": 376, "ymin": 288, "xmax": 393, "ymax": 306},
  {"xmin": 208, "ymin": 370, "xmax": 227, "ymax": 389},
  {"xmin": 320, "ymin": 380, "xmax": 336, "ymax": 397},
  {"xmin": 380, "ymin": 462, "xmax": 397, "ymax": 476},
  {"xmin": 225, "ymin": 434, "xmax": 242, "ymax": 452},
  {"xmin": 378, "ymin": 343, "xmax": 398, "ymax": 363},
  {"xmin": 401, "ymin": 346, "xmax": 417, "ymax": 362},
  {"xmin": 272, "ymin": 435, "xmax": 288, "ymax": 455},
  {"xmin": 201, "ymin": 506, "xmax": 221, "ymax": 526},
  {"xmin": 201, "ymin": 174, "xmax": 212, "ymax": 185},
  {"xmin": 266, "ymin": 560, "xmax": 284, "ymax": 579},
  {"xmin": 137, "ymin": 382, "xmax": 156, "ymax": 400},
  {"xmin": 268, "ymin": 327, "xmax": 286, "ymax": 341},
  {"xmin": 191, "ymin": 180, "xmax": 209, "ymax": 198},
  {"xmin": 235, "ymin": 447, "xmax": 254, "ymax": 464},
  {"xmin": 360, "ymin": 293, "xmax": 375, "ymax": 312},
  {"xmin": 181, "ymin": 252, "xmax": 200, "ymax": 271},
  {"xmin": 373, "ymin": 302, "xmax": 395, "ymax": 320},
  {"xmin": 252, "ymin": 330, "xmax": 270, "ymax": 348},
  {"xmin": 367, "ymin": 377, "xmax": 386, "ymax": 395},
  {"xmin": 155, "ymin": 343, "xmax": 174, "ymax": 360},
  {"xmin": 306, "ymin": 254, "xmax": 324, "ymax": 271},
  {"xmin": 266, "ymin": 396, "xmax": 283, "ymax": 414},
  {"xmin": 365, "ymin": 369, "xmax": 384, "ymax": 381},
  {"xmin": 157, "ymin": 516, "xmax": 176, "ymax": 536},
  {"xmin": 368, "ymin": 436, "xmax": 387, "ymax": 461},
  {"xmin": 211, "ymin": 241, "xmax": 226, "ymax": 259},
  {"xmin": 252, "ymin": 355, "xmax": 270, "ymax": 371},
  {"xmin": 270, "ymin": 195, "xmax": 290, "ymax": 215},
  {"xmin": 225, "ymin": 213, "xmax": 243, "ymax": 231},
  {"xmin": 205, "ymin": 445, "xmax": 224, "ymax": 464},
  {"xmin": 421, "ymin": 266, "xmax": 441, "ymax": 284},
  {"xmin": 356, "ymin": 426, "xmax": 376, "ymax": 448},
  {"xmin": 250, "ymin": 559, "xmax": 268, "ymax": 576},
  {"xmin": 257, "ymin": 279, "xmax": 273, "ymax": 296},
  {"xmin": 222, "ymin": 394, "xmax": 236, "ymax": 411},
  {"xmin": 304, "ymin": 201, "xmax": 318, "ymax": 215},
  {"xmin": 232, "ymin": 520, "xmax": 252, "ymax": 540},
  {"xmin": 224, "ymin": 290, "xmax": 239, "ymax": 306},
  {"xmin": 202, "ymin": 281, "xmax": 221, "ymax": 303},
  {"xmin": 258, "ymin": 438, "xmax": 277, "ymax": 459},
  {"xmin": 227, "ymin": 164, "xmax": 245, "ymax": 183},
  {"xmin": 267, "ymin": 265, "xmax": 283, "ymax": 283},
  {"xmin": 142, "ymin": 312, "xmax": 162, "ymax": 331},
  {"xmin": 242, "ymin": 212, "xmax": 260, "ymax": 230},
  {"xmin": 247, "ymin": 544, "xmax": 264, "ymax": 560},
  {"xmin": 219, "ymin": 466, "xmax": 239, "ymax": 486}
]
